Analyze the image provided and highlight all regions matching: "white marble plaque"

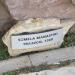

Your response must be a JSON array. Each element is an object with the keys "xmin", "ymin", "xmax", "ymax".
[{"xmin": 11, "ymin": 28, "xmax": 63, "ymax": 49}]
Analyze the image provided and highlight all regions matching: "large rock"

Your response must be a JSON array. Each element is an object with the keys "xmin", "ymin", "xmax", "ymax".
[
  {"xmin": 5, "ymin": 0, "xmax": 75, "ymax": 20},
  {"xmin": 2, "ymin": 18, "xmax": 75, "ymax": 56}
]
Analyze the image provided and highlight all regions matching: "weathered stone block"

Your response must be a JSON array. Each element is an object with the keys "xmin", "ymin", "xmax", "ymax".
[{"xmin": 2, "ymin": 18, "xmax": 75, "ymax": 56}]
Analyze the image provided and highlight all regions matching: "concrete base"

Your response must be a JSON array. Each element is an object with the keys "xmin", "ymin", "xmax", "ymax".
[{"xmin": 0, "ymin": 47, "xmax": 75, "ymax": 74}]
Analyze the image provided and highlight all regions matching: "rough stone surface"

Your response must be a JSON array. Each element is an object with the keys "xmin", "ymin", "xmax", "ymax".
[
  {"xmin": 72, "ymin": 0, "xmax": 75, "ymax": 5},
  {"xmin": 0, "ymin": 1, "xmax": 14, "ymax": 32},
  {"xmin": 69, "ymin": 24, "xmax": 75, "ymax": 33},
  {"xmin": 5, "ymin": 0, "xmax": 75, "ymax": 20}
]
